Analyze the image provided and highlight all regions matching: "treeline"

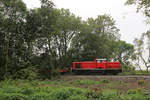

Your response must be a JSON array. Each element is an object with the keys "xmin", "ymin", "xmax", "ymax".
[{"xmin": 0, "ymin": 0, "xmax": 135, "ymax": 80}]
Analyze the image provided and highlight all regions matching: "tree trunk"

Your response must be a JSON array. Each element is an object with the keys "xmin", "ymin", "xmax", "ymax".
[
  {"xmin": 27, "ymin": 41, "xmax": 32, "ymax": 62},
  {"xmin": 146, "ymin": 67, "xmax": 149, "ymax": 73},
  {"xmin": 138, "ymin": 57, "xmax": 142, "ymax": 71},
  {"xmin": 4, "ymin": 41, "xmax": 8, "ymax": 79},
  {"xmin": 48, "ymin": 37, "xmax": 53, "ymax": 69}
]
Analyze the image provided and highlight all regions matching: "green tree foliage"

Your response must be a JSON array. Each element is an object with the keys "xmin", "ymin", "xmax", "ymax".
[
  {"xmin": 113, "ymin": 41, "xmax": 135, "ymax": 71},
  {"xmin": 0, "ymin": 0, "xmax": 27, "ymax": 79},
  {"xmin": 125, "ymin": 0, "xmax": 150, "ymax": 17},
  {"xmin": 114, "ymin": 41, "xmax": 134, "ymax": 64},
  {"xmin": 71, "ymin": 15, "xmax": 120, "ymax": 61},
  {"xmin": 53, "ymin": 8, "xmax": 81, "ymax": 68},
  {"xmin": 70, "ymin": 15, "xmax": 134, "ymax": 71},
  {"xmin": 0, "ymin": 0, "xmax": 136, "ymax": 80}
]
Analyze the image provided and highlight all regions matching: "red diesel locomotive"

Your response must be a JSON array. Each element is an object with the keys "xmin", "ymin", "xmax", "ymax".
[{"xmin": 72, "ymin": 59, "xmax": 122, "ymax": 74}]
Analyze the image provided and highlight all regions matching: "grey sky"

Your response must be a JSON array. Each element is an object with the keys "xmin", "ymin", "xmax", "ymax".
[{"xmin": 23, "ymin": 0, "xmax": 149, "ymax": 44}]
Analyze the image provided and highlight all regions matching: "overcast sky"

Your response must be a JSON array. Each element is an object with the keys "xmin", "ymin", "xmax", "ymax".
[{"xmin": 23, "ymin": 0, "xmax": 149, "ymax": 44}]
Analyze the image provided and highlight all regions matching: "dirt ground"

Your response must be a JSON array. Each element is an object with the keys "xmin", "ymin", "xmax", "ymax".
[
  {"xmin": 61, "ymin": 75, "xmax": 150, "ymax": 82},
  {"xmin": 60, "ymin": 75, "xmax": 150, "ymax": 93}
]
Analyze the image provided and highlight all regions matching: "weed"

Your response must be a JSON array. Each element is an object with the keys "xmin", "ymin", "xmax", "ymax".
[
  {"xmin": 102, "ymin": 79, "xmax": 109, "ymax": 83},
  {"xmin": 74, "ymin": 80, "xmax": 103, "ymax": 85},
  {"xmin": 138, "ymin": 80, "xmax": 145, "ymax": 85},
  {"xmin": 136, "ymin": 87, "xmax": 142, "ymax": 94},
  {"xmin": 0, "ymin": 80, "xmax": 150, "ymax": 100},
  {"xmin": 127, "ymin": 89, "xmax": 137, "ymax": 94}
]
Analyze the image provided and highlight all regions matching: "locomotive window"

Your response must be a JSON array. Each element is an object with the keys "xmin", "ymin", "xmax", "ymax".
[
  {"xmin": 97, "ymin": 60, "xmax": 102, "ymax": 63},
  {"xmin": 96, "ymin": 59, "xmax": 106, "ymax": 63}
]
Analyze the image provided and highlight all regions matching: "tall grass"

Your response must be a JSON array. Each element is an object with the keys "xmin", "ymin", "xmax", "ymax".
[{"xmin": 0, "ymin": 80, "xmax": 149, "ymax": 100}]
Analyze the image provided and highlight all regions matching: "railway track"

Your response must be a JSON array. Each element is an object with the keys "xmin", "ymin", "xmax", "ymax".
[
  {"xmin": 61, "ymin": 75, "xmax": 150, "ymax": 81},
  {"xmin": 61, "ymin": 75, "xmax": 150, "ymax": 78}
]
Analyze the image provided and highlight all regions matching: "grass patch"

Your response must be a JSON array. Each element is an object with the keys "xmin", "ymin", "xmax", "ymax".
[
  {"xmin": 74, "ymin": 79, "xmax": 109, "ymax": 85},
  {"xmin": 0, "ymin": 79, "xmax": 150, "ymax": 100}
]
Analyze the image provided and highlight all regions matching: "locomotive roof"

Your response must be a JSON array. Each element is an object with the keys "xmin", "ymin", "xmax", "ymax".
[{"xmin": 96, "ymin": 59, "xmax": 106, "ymax": 60}]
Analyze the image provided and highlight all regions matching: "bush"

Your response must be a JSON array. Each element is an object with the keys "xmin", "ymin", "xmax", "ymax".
[
  {"xmin": 0, "ymin": 84, "xmax": 102, "ymax": 100},
  {"xmin": 135, "ymin": 70, "xmax": 150, "ymax": 75},
  {"xmin": 127, "ymin": 89, "xmax": 137, "ymax": 94},
  {"xmin": 136, "ymin": 88, "xmax": 142, "ymax": 94},
  {"xmin": 51, "ymin": 69, "xmax": 60, "ymax": 78},
  {"xmin": 102, "ymin": 79, "xmax": 109, "ymax": 83},
  {"xmin": 120, "ymin": 64, "xmax": 136, "ymax": 75},
  {"xmin": 14, "ymin": 66, "xmax": 39, "ymax": 80},
  {"xmin": 0, "ymin": 80, "xmax": 149, "ymax": 100},
  {"xmin": 74, "ymin": 80, "xmax": 103, "ymax": 85},
  {"xmin": 138, "ymin": 80, "xmax": 145, "ymax": 85}
]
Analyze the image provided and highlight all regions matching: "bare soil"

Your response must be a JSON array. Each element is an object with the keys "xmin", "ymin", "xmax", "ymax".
[{"xmin": 60, "ymin": 75, "xmax": 150, "ymax": 93}]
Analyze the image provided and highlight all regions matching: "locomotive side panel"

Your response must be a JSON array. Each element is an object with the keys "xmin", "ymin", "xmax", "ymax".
[
  {"xmin": 72, "ymin": 59, "xmax": 122, "ymax": 74},
  {"xmin": 106, "ymin": 62, "xmax": 121, "ymax": 69},
  {"xmin": 73, "ymin": 62, "xmax": 97, "ymax": 70},
  {"xmin": 81, "ymin": 62, "xmax": 97, "ymax": 69},
  {"xmin": 97, "ymin": 62, "xmax": 107, "ymax": 69}
]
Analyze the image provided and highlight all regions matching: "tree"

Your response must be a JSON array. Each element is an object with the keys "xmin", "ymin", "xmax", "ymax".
[
  {"xmin": 125, "ymin": 0, "xmax": 150, "ymax": 17},
  {"xmin": 53, "ymin": 8, "xmax": 81, "ymax": 68},
  {"xmin": 126, "ymin": 0, "xmax": 150, "ymax": 71},
  {"xmin": 0, "ymin": 0, "xmax": 27, "ymax": 79},
  {"xmin": 0, "ymin": 0, "xmax": 138, "ymax": 79},
  {"xmin": 23, "ymin": 9, "xmax": 43, "ymax": 62},
  {"xmin": 133, "ymin": 37, "xmax": 144, "ymax": 71},
  {"xmin": 113, "ymin": 40, "xmax": 135, "ymax": 71},
  {"xmin": 87, "ymin": 14, "xmax": 120, "ymax": 40},
  {"xmin": 70, "ymin": 15, "xmax": 121, "ymax": 61},
  {"xmin": 30, "ymin": 0, "xmax": 56, "ymax": 77},
  {"xmin": 134, "ymin": 34, "xmax": 150, "ymax": 72}
]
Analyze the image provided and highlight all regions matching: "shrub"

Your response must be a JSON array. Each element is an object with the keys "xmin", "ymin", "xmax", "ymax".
[
  {"xmin": 138, "ymin": 80, "xmax": 145, "ymax": 85},
  {"xmin": 14, "ymin": 66, "xmax": 39, "ymax": 80},
  {"xmin": 51, "ymin": 69, "xmax": 60, "ymax": 78},
  {"xmin": 0, "ymin": 81, "xmax": 104, "ymax": 100},
  {"xmin": 74, "ymin": 80, "xmax": 103, "ymax": 85},
  {"xmin": 124, "ymin": 93, "xmax": 149, "ymax": 100},
  {"xmin": 0, "ymin": 80, "xmax": 149, "ymax": 100},
  {"xmin": 127, "ymin": 89, "xmax": 137, "ymax": 94},
  {"xmin": 136, "ymin": 88, "xmax": 142, "ymax": 94},
  {"xmin": 102, "ymin": 79, "xmax": 109, "ymax": 83},
  {"xmin": 75, "ymin": 80, "xmax": 96, "ymax": 85}
]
